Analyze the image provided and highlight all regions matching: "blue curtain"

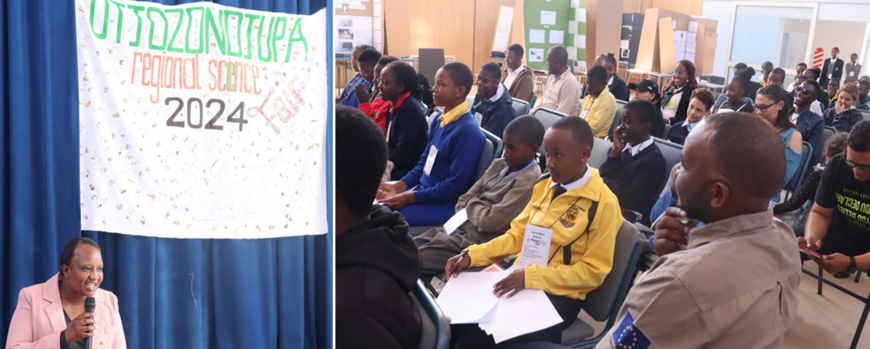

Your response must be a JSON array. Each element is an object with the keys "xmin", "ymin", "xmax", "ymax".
[{"xmin": 0, "ymin": 0, "xmax": 333, "ymax": 348}]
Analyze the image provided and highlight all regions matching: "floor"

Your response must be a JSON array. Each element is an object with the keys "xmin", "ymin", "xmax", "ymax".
[{"xmin": 576, "ymin": 263, "xmax": 870, "ymax": 348}]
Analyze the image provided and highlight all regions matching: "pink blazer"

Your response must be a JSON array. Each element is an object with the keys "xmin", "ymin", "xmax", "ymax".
[{"xmin": 5, "ymin": 274, "xmax": 126, "ymax": 349}]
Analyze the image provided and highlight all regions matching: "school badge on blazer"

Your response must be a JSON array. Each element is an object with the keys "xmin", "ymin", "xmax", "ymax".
[{"xmin": 561, "ymin": 205, "xmax": 583, "ymax": 228}]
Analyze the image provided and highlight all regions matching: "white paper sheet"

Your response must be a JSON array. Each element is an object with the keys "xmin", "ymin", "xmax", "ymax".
[
  {"xmin": 549, "ymin": 30, "xmax": 564, "ymax": 44},
  {"xmin": 541, "ymin": 11, "xmax": 557, "ymax": 25},
  {"xmin": 529, "ymin": 48, "xmax": 545, "ymax": 62},
  {"xmin": 481, "ymin": 289, "xmax": 564, "ymax": 344},
  {"xmin": 574, "ymin": 8, "xmax": 586, "ymax": 22},
  {"xmin": 567, "ymin": 46, "xmax": 577, "ymax": 60},
  {"xmin": 373, "ymin": 19, "xmax": 382, "ymax": 31},
  {"xmin": 436, "ymin": 271, "xmax": 507, "ymax": 324},
  {"xmin": 570, "ymin": 0, "xmax": 580, "ymax": 8},
  {"xmin": 573, "ymin": 34, "xmax": 586, "ymax": 49},
  {"xmin": 568, "ymin": 21, "xmax": 578, "ymax": 34},
  {"xmin": 688, "ymin": 21, "xmax": 698, "ymax": 33},
  {"xmin": 529, "ymin": 29, "xmax": 546, "ymax": 44},
  {"xmin": 574, "ymin": 60, "xmax": 587, "ymax": 74},
  {"xmin": 443, "ymin": 209, "xmax": 468, "ymax": 235},
  {"xmin": 492, "ymin": 6, "xmax": 514, "ymax": 53},
  {"xmin": 373, "ymin": 3, "xmax": 382, "ymax": 14}
]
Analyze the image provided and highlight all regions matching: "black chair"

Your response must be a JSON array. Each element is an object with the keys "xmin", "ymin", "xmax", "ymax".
[
  {"xmin": 660, "ymin": 124, "xmax": 672, "ymax": 139},
  {"xmin": 863, "ymin": 111, "xmax": 870, "ymax": 122},
  {"xmin": 412, "ymin": 280, "xmax": 451, "ymax": 349},
  {"xmin": 529, "ymin": 93, "xmax": 538, "ymax": 109},
  {"xmin": 819, "ymin": 126, "xmax": 836, "ymax": 165},
  {"xmin": 653, "ymin": 138, "xmax": 683, "ymax": 180},
  {"xmin": 558, "ymin": 220, "xmax": 644, "ymax": 348},
  {"xmin": 782, "ymin": 142, "xmax": 812, "ymax": 202},
  {"xmin": 608, "ymin": 101, "xmax": 627, "ymax": 140},
  {"xmin": 587, "ymin": 137, "xmax": 613, "ymax": 169},
  {"xmin": 533, "ymin": 108, "xmax": 569, "ymax": 172},
  {"xmin": 511, "ymin": 98, "xmax": 532, "ymax": 118},
  {"xmin": 802, "ymin": 266, "xmax": 870, "ymax": 349}
]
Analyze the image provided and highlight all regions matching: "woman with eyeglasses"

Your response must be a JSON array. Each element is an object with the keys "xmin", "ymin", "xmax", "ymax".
[
  {"xmin": 823, "ymin": 82, "xmax": 864, "ymax": 133},
  {"xmin": 754, "ymin": 85, "xmax": 803, "ymax": 205},
  {"xmin": 661, "ymin": 60, "xmax": 698, "ymax": 125}
]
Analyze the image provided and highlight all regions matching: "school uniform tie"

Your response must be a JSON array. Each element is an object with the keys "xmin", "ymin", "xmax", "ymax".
[{"xmin": 551, "ymin": 185, "xmax": 567, "ymax": 204}]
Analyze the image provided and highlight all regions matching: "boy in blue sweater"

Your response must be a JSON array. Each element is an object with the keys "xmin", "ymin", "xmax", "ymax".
[
  {"xmin": 378, "ymin": 62, "xmax": 486, "ymax": 226},
  {"xmin": 337, "ymin": 45, "xmax": 373, "ymax": 108}
]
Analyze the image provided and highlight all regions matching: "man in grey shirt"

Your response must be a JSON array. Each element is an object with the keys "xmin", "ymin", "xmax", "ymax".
[{"xmin": 845, "ymin": 53, "xmax": 862, "ymax": 84}]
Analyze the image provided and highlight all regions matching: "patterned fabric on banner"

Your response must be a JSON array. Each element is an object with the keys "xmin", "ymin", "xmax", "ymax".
[{"xmin": 75, "ymin": 0, "xmax": 328, "ymax": 238}]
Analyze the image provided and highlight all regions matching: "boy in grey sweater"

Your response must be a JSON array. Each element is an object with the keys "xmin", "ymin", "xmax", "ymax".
[{"xmin": 414, "ymin": 116, "xmax": 545, "ymax": 276}]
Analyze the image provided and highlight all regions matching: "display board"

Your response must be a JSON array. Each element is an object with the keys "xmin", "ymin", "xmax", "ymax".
[
  {"xmin": 76, "ymin": 0, "xmax": 328, "ymax": 239},
  {"xmin": 523, "ymin": 0, "xmax": 586, "ymax": 71}
]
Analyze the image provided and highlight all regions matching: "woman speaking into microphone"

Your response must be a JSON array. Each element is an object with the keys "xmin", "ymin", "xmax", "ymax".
[{"xmin": 5, "ymin": 237, "xmax": 126, "ymax": 349}]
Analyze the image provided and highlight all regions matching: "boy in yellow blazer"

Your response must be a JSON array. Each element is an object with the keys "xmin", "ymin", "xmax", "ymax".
[
  {"xmin": 580, "ymin": 65, "xmax": 617, "ymax": 138},
  {"xmin": 446, "ymin": 116, "xmax": 622, "ymax": 348}
]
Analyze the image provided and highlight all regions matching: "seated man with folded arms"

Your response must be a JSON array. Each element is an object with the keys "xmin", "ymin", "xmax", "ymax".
[
  {"xmin": 447, "ymin": 117, "xmax": 622, "ymax": 348},
  {"xmin": 377, "ymin": 62, "xmax": 485, "ymax": 226},
  {"xmin": 336, "ymin": 105, "xmax": 421, "ymax": 349},
  {"xmin": 501, "ymin": 44, "xmax": 535, "ymax": 103},
  {"xmin": 601, "ymin": 100, "xmax": 667, "ymax": 226},
  {"xmin": 414, "ymin": 116, "xmax": 545, "ymax": 277},
  {"xmin": 531, "ymin": 46, "xmax": 582, "ymax": 116},
  {"xmin": 599, "ymin": 112, "xmax": 801, "ymax": 348},
  {"xmin": 580, "ymin": 65, "xmax": 617, "ymax": 138},
  {"xmin": 800, "ymin": 121, "xmax": 870, "ymax": 279},
  {"xmin": 471, "ymin": 62, "xmax": 517, "ymax": 136}
]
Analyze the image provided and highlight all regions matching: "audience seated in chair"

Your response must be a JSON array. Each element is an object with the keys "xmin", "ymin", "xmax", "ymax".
[
  {"xmin": 445, "ymin": 116, "xmax": 621, "ymax": 349},
  {"xmin": 581, "ymin": 53, "xmax": 629, "ymax": 102},
  {"xmin": 580, "ymin": 65, "xmax": 617, "ymax": 139},
  {"xmin": 806, "ymin": 67, "xmax": 831, "ymax": 111},
  {"xmin": 377, "ymin": 62, "xmax": 485, "ymax": 226},
  {"xmin": 599, "ymin": 112, "xmax": 801, "ymax": 348},
  {"xmin": 799, "ymin": 121, "xmax": 870, "ymax": 279},
  {"xmin": 531, "ymin": 46, "xmax": 581, "ymax": 116},
  {"xmin": 732, "ymin": 62, "xmax": 762, "ymax": 100},
  {"xmin": 827, "ymin": 79, "xmax": 841, "ymax": 106},
  {"xmin": 768, "ymin": 68, "xmax": 793, "ymax": 109},
  {"xmin": 628, "ymin": 79, "xmax": 665, "ymax": 139},
  {"xmin": 335, "ymin": 105, "xmax": 422, "ymax": 349},
  {"xmin": 380, "ymin": 61, "xmax": 429, "ymax": 180},
  {"xmin": 712, "ymin": 68, "xmax": 756, "ymax": 114},
  {"xmin": 792, "ymin": 79, "xmax": 826, "ymax": 167},
  {"xmin": 600, "ymin": 100, "xmax": 666, "ymax": 226},
  {"xmin": 667, "ymin": 88, "xmax": 714, "ymax": 145},
  {"xmin": 755, "ymin": 85, "xmax": 803, "ymax": 205},
  {"xmin": 502, "ymin": 44, "xmax": 535, "ymax": 103},
  {"xmin": 857, "ymin": 80, "xmax": 870, "ymax": 111},
  {"xmin": 661, "ymin": 60, "xmax": 698, "ymax": 125},
  {"xmin": 355, "ymin": 51, "xmax": 389, "ymax": 133},
  {"xmin": 787, "ymin": 62, "xmax": 808, "ymax": 92},
  {"xmin": 471, "ymin": 62, "xmax": 517, "ymax": 137},
  {"xmin": 338, "ymin": 45, "xmax": 374, "ymax": 108},
  {"xmin": 824, "ymin": 82, "xmax": 864, "ymax": 133},
  {"xmin": 414, "ymin": 116, "xmax": 544, "ymax": 277}
]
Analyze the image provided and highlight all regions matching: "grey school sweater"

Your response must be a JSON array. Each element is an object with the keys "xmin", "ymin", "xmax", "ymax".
[{"xmin": 455, "ymin": 159, "xmax": 541, "ymax": 242}]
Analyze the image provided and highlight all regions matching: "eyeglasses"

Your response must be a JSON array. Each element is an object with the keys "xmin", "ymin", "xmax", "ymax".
[
  {"xmin": 845, "ymin": 156, "xmax": 870, "ymax": 172},
  {"xmin": 476, "ymin": 75, "xmax": 499, "ymax": 84},
  {"xmin": 754, "ymin": 102, "xmax": 776, "ymax": 114}
]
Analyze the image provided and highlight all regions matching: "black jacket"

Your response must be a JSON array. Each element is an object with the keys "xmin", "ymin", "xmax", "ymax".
[
  {"xmin": 336, "ymin": 205, "xmax": 422, "ymax": 349},
  {"xmin": 471, "ymin": 85, "xmax": 516, "ymax": 137},
  {"xmin": 386, "ymin": 95, "xmax": 428, "ymax": 180},
  {"xmin": 666, "ymin": 120, "xmax": 691, "ymax": 145},
  {"xmin": 820, "ymin": 57, "xmax": 845, "ymax": 88},
  {"xmin": 600, "ymin": 142, "xmax": 667, "ymax": 226},
  {"xmin": 663, "ymin": 86, "xmax": 694, "ymax": 125},
  {"xmin": 823, "ymin": 107, "xmax": 863, "ymax": 133}
]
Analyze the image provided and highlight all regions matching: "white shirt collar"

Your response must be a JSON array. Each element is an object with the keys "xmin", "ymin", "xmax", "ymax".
[
  {"xmin": 607, "ymin": 75, "xmax": 614, "ymax": 87},
  {"xmin": 622, "ymin": 138, "xmax": 654, "ymax": 157},
  {"xmin": 549, "ymin": 167, "xmax": 592, "ymax": 192},
  {"xmin": 684, "ymin": 119, "xmax": 705, "ymax": 133},
  {"xmin": 555, "ymin": 69, "xmax": 573, "ymax": 81},
  {"xmin": 486, "ymin": 84, "xmax": 505, "ymax": 103},
  {"xmin": 499, "ymin": 158, "xmax": 537, "ymax": 179}
]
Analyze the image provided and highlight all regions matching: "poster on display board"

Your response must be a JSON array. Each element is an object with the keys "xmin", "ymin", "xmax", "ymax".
[
  {"xmin": 523, "ymin": 0, "xmax": 586, "ymax": 71},
  {"xmin": 75, "ymin": 0, "xmax": 328, "ymax": 239}
]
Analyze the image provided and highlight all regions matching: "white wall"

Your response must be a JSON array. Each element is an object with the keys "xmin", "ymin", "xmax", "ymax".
[
  {"xmin": 810, "ymin": 20, "xmax": 867, "ymax": 70},
  {"xmin": 701, "ymin": 0, "xmax": 735, "ymax": 77}
]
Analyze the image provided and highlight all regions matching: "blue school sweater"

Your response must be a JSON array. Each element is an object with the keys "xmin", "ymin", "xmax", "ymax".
[{"xmin": 401, "ymin": 111, "xmax": 485, "ymax": 204}]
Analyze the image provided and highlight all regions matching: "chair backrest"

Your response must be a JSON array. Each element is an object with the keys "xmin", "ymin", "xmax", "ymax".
[
  {"xmin": 608, "ymin": 101, "xmax": 627, "ymax": 140},
  {"xmin": 784, "ymin": 141, "xmax": 813, "ymax": 193},
  {"xmin": 528, "ymin": 93, "xmax": 538, "ymax": 109},
  {"xmin": 587, "ymin": 137, "xmax": 613, "ymax": 169},
  {"xmin": 426, "ymin": 109, "xmax": 442, "ymax": 133},
  {"xmin": 820, "ymin": 126, "xmax": 836, "ymax": 165},
  {"xmin": 654, "ymin": 138, "xmax": 683, "ymax": 179},
  {"xmin": 467, "ymin": 95, "xmax": 476, "ymax": 109},
  {"xmin": 412, "ymin": 280, "xmax": 450, "ymax": 349},
  {"xmin": 474, "ymin": 137, "xmax": 495, "ymax": 182},
  {"xmin": 660, "ymin": 123, "xmax": 672, "ymax": 139},
  {"xmin": 583, "ymin": 220, "xmax": 643, "ymax": 321},
  {"xmin": 481, "ymin": 127, "xmax": 505, "ymax": 160},
  {"xmin": 511, "ymin": 98, "xmax": 532, "ymax": 118},
  {"xmin": 533, "ymin": 107, "xmax": 568, "ymax": 131}
]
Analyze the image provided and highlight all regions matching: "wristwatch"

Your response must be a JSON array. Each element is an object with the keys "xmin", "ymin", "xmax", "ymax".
[{"xmin": 849, "ymin": 256, "xmax": 858, "ymax": 273}]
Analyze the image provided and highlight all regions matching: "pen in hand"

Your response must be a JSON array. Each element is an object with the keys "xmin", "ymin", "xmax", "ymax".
[{"xmin": 440, "ymin": 250, "xmax": 469, "ymax": 285}]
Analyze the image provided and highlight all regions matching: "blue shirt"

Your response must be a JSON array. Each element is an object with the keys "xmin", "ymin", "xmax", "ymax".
[
  {"xmin": 338, "ymin": 74, "xmax": 371, "ymax": 108},
  {"xmin": 499, "ymin": 159, "xmax": 537, "ymax": 179}
]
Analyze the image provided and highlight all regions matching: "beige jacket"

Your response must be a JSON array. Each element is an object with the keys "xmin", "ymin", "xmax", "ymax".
[
  {"xmin": 598, "ymin": 210, "xmax": 801, "ymax": 349},
  {"xmin": 501, "ymin": 65, "xmax": 535, "ymax": 103}
]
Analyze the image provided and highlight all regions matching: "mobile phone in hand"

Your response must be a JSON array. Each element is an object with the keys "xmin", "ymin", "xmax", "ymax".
[{"xmin": 800, "ymin": 248, "xmax": 822, "ymax": 259}]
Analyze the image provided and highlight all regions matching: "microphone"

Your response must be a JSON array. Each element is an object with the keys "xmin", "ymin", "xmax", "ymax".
[{"xmin": 85, "ymin": 297, "xmax": 95, "ymax": 349}]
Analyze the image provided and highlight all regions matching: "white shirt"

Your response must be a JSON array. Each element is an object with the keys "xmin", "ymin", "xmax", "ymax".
[
  {"xmin": 549, "ymin": 167, "xmax": 593, "ymax": 192},
  {"xmin": 622, "ymin": 138, "xmax": 654, "ymax": 157},
  {"xmin": 503, "ymin": 67, "xmax": 523, "ymax": 90},
  {"xmin": 607, "ymin": 75, "xmax": 614, "ymax": 87},
  {"xmin": 486, "ymin": 84, "xmax": 505, "ymax": 103},
  {"xmin": 811, "ymin": 100, "xmax": 823, "ymax": 116}
]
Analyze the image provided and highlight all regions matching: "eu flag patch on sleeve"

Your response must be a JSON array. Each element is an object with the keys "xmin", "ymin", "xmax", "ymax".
[{"xmin": 612, "ymin": 311, "xmax": 650, "ymax": 349}]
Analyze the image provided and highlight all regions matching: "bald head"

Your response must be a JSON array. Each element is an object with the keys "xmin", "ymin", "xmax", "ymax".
[
  {"xmin": 546, "ymin": 46, "xmax": 569, "ymax": 75},
  {"xmin": 702, "ymin": 112, "xmax": 786, "ymax": 201}
]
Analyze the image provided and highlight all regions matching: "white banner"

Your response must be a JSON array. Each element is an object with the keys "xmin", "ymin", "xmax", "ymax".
[{"xmin": 75, "ymin": 0, "xmax": 328, "ymax": 239}]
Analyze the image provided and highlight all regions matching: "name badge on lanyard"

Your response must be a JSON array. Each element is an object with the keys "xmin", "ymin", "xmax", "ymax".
[
  {"xmin": 520, "ymin": 224, "xmax": 553, "ymax": 268},
  {"xmin": 424, "ymin": 145, "xmax": 438, "ymax": 176},
  {"xmin": 580, "ymin": 109, "xmax": 590, "ymax": 119}
]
